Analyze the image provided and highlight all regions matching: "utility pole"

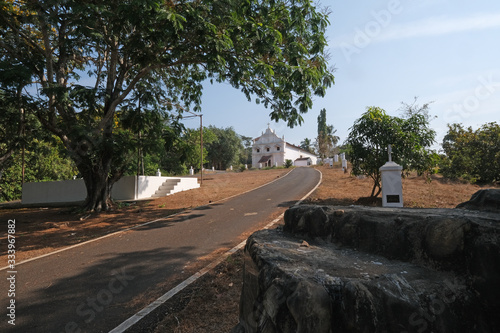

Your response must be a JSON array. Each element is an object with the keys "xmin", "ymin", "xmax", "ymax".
[
  {"xmin": 20, "ymin": 88, "xmax": 26, "ymax": 185},
  {"xmin": 162, "ymin": 100, "xmax": 204, "ymax": 185},
  {"xmin": 200, "ymin": 114, "xmax": 203, "ymax": 185}
]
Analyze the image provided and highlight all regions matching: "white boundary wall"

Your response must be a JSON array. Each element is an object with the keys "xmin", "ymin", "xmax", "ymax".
[
  {"xmin": 22, "ymin": 179, "xmax": 87, "ymax": 204},
  {"xmin": 22, "ymin": 176, "xmax": 200, "ymax": 205}
]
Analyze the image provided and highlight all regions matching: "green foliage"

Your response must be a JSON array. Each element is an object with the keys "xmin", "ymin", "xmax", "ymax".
[
  {"xmin": 239, "ymin": 135, "xmax": 254, "ymax": 166},
  {"xmin": 205, "ymin": 126, "xmax": 244, "ymax": 170},
  {"xmin": 345, "ymin": 103, "xmax": 437, "ymax": 197},
  {"xmin": 0, "ymin": 139, "xmax": 77, "ymax": 201},
  {"xmin": 0, "ymin": 72, "xmax": 38, "ymax": 170},
  {"xmin": 0, "ymin": 83, "xmax": 76, "ymax": 201},
  {"xmin": 183, "ymin": 127, "xmax": 217, "ymax": 171},
  {"xmin": 284, "ymin": 159, "xmax": 293, "ymax": 168},
  {"xmin": 158, "ymin": 124, "xmax": 191, "ymax": 176},
  {"xmin": 300, "ymin": 138, "xmax": 315, "ymax": 154},
  {"xmin": 315, "ymin": 108, "xmax": 338, "ymax": 158},
  {"xmin": 1, "ymin": 0, "xmax": 333, "ymax": 211},
  {"xmin": 141, "ymin": 124, "xmax": 246, "ymax": 176},
  {"xmin": 440, "ymin": 122, "xmax": 500, "ymax": 183},
  {"xmin": 0, "ymin": 90, "xmax": 21, "ymax": 168},
  {"xmin": 130, "ymin": 124, "xmax": 215, "ymax": 177}
]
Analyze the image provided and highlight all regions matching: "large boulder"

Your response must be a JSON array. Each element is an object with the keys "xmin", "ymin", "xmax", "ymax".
[
  {"xmin": 232, "ymin": 205, "xmax": 500, "ymax": 333},
  {"xmin": 456, "ymin": 189, "xmax": 500, "ymax": 213}
]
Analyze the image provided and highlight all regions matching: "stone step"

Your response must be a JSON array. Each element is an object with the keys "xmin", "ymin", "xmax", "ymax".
[{"xmin": 151, "ymin": 179, "xmax": 181, "ymax": 198}]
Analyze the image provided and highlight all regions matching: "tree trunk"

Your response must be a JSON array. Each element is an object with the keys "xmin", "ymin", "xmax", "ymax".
[
  {"xmin": 370, "ymin": 174, "xmax": 382, "ymax": 197},
  {"xmin": 82, "ymin": 168, "xmax": 111, "ymax": 212},
  {"xmin": 77, "ymin": 141, "xmax": 114, "ymax": 212}
]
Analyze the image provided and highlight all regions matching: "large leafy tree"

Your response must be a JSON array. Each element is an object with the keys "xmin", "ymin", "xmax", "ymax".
[
  {"xmin": 0, "ymin": 62, "xmax": 32, "ymax": 172},
  {"xmin": 441, "ymin": 122, "xmax": 500, "ymax": 183},
  {"xmin": 1, "ymin": 0, "xmax": 334, "ymax": 211},
  {"xmin": 183, "ymin": 127, "xmax": 216, "ymax": 172},
  {"xmin": 315, "ymin": 108, "xmax": 338, "ymax": 158},
  {"xmin": 345, "ymin": 103, "xmax": 436, "ymax": 197},
  {"xmin": 239, "ymin": 135, "xmax": 254, "ymax": 166},
  {"xmin": 0, "ymin": 88, "xmax": 23, "ymax": 170},
  {"xmin": 206, "ymin": 126, "xmax": 243, "ymax": 170}
]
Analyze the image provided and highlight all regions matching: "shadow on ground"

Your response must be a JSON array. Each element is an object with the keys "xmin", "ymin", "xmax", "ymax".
[{"xmin": 7, "ymin": 245, "xmax": 197, "ymax": 333}]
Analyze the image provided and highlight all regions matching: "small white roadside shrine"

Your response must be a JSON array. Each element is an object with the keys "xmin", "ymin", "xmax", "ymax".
[
  {"xmin": 251, "ymin": 125, "xmax": 318, "ymax": 168},
  {"xmin": 379, "ymin": 145, "xmax": 403, "ymax": 207}
]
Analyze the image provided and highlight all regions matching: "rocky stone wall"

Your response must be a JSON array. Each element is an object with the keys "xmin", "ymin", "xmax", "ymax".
[{"xmin": 232, "ymin": 190, "xmax": 500, "ymax": 333}]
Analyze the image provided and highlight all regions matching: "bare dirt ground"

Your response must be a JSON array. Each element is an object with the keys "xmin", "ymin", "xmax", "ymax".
[
  {"xmin": 1, "ymin": 165, "xmax": 497, "ymax": 332},
  {"xmin": 305, "ymin": 165, "xmax": 491, "ymax": 208}
]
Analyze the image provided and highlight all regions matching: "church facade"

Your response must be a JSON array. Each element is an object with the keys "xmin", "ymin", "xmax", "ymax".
[{"xmin": 251, "ymin": 126, "xmax": 318, "ymax": 168}]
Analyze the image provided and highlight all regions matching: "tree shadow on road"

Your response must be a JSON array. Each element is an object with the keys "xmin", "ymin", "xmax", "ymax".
[
  {"xmin": 0, "ymin": 204, "xmax": 206, "ymax": 261},
  {"xmin": 6, "ymin": 246, "xmax": 198, "ymax": 333}
]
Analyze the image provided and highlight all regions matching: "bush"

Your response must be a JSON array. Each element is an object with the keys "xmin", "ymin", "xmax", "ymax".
[
  {"xmin": 440, "ymin": 122, "xmax": 500, "ymax": 183},
  {"xmin": 284, "ymin": 159, "xmax": 293, "ymax": 168},
  {"xmin": 0, "ymin": 139, "xmax": 77, "ymax": 202}
]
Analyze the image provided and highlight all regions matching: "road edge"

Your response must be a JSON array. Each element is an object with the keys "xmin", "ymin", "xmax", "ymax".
[
  {"xmin": 0, "ymin": 168, "xmax": 294, "ymax": 271},
  {"xmin": 109, "ymin": 167, "xmax": 322, "ymax": 333}
]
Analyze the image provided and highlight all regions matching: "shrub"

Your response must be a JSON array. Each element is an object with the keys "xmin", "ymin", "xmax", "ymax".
[{"xmin": 440, "ymin": 122, "xmax": 500, "ymax": 183}]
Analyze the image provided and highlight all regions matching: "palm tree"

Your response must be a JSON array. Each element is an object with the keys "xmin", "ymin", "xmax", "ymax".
[{"xmin": 300, "ymin": 138, "xmax": 315, "ymax": 154}]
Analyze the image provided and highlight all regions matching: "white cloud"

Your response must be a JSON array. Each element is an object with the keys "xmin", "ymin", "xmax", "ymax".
[
  {"xmin": 378, "ymin": 12, "xmax": 500, "ymax": 42},
  {"xmin": 330, "ymin": 11, "xmax": 500, "ymax": 57}
]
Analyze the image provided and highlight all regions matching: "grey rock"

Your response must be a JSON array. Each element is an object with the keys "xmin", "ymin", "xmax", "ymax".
[
  {"xmin": 233, "ymin": 204, "xmax": 500, "ymax": 333},
  {"xmin": 457, "ymin": 189, "xmax": 500, "ymax": 213}
]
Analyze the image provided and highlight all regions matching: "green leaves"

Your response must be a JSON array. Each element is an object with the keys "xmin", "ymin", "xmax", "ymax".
[
  {"xmin": 316, "ymin": 108, "xmax": 338, "ymax": 158},
  {"xmin": 441, "ymin": 122, "xmax": 500, "ymax": 183},
  {"xmin": 1, "ymin": 0, "xmax": 333, "ymax": 210},
  {"xmin": 204, "ymin": 0, "xmax": 334, "ymax": 127},
  {"xmin": 345, "ymin": 104, "xmax": 437, "ymax": 197},
  {"xmin": 205, "ymin": 126, "xmax": 244, "ymax": 170}
]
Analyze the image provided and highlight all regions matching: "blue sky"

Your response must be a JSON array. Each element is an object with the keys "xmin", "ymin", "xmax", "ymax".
[{"xmin": 191, "ymin": 0, "xmax": 500, "ymax": 150}]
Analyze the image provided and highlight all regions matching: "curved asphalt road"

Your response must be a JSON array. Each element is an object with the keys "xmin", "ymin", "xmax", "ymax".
[{"xmin": 1, "ymin": 167, "xmax": 320, "ymax": 333}]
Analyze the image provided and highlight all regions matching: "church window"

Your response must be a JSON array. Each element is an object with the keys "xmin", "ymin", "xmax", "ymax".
[
  {"xmin": 266, "ymin": 147, "xmax": 270, "ymax": 152},
  {"xmin": 276, "ymin": 146, "xmax": 281, "ymax": 151},
  {"xmin": 256, "ymin": 148, "xmax": 260, "ymax": 153}
]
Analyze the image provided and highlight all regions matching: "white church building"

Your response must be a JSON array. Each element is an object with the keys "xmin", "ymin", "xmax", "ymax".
[{"xmin": 252, "ymin": 125, "xmax": 318, "ymax": 168}]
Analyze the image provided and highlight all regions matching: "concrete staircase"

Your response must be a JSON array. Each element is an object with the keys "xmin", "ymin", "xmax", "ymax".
[{"xmin": 151, "ymin": 179, "xmax": 182, "ymax": 198}]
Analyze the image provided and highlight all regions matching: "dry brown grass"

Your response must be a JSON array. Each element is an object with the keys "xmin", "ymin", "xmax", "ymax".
[{"xmin": 306, "ymin": 165, "xmax": 495, "ymax": 208}]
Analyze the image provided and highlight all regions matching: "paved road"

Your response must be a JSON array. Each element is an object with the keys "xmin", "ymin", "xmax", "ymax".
[{"xmin": 1, "ymin": 167, "xmax": 320, "ymax": 333}]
